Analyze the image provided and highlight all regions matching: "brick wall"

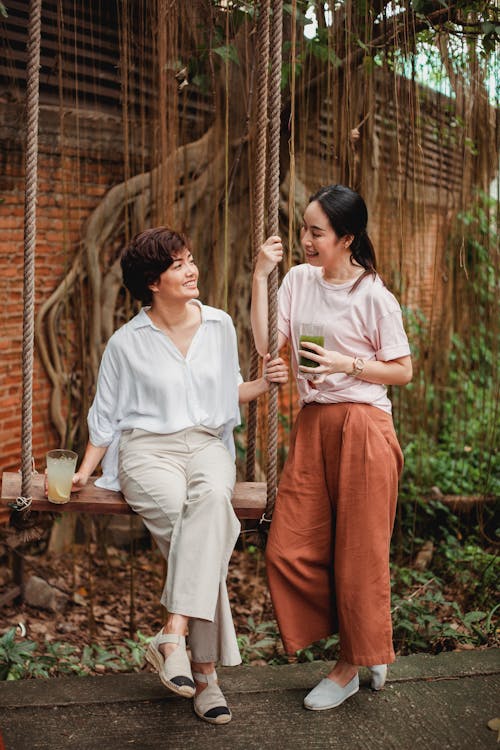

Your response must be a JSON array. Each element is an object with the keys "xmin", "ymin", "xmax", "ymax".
[
  {"xmin": 0, "ymin": 95, "xmax": 471, "ymax": 479},
  {"xmin": 0, "ymin": 103, "xmax": 130, "ymax": 474}
]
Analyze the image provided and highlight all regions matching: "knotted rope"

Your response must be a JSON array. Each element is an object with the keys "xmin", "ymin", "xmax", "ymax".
[
  {"xmin": 264, "ymin": 0, "xmax": 283, "ymax": 519},
  {"xmin": 10, "ymin": 0, "xmax": 42, "ymax": 537},
  {"xmin": 246, "ymin": 0, "xmax": 271, "ymax": 482}
]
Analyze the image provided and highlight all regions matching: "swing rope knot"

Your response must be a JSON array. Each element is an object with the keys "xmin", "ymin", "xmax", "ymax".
[
  {"xmin": 259, "ymin": 512, "xmax": 272, "ymax": 526},
  {"xmin": 8, "ymin": 496, "xmax": 33, "ymax": 512}
]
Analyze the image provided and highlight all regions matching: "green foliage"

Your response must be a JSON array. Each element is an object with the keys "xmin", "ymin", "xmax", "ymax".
[
  {"xmin": 391, "ymin": 546, "xmax": 499, "ymax": 654},
  {"xmin": 212, "ymin": 44, "xmax": 240, "ymax": 66},
  {"xmin": 0, "ymin": 629, "xmax": 150, "ymax": 680},
  {"xmin": 481, "ymin": 21, "xmax": 500, "ymax": 54},
  {"xmin": 398, "ymin": 194, "xmax": 499, "ymax": 503},
  {"xmin": 0, "ymin": 628, "xmax": 37, "ymax": 681},
  {"xmin": 295, "ymin": 634, "xmax": 339, "ymax": 664},
  {"xmin": 237, "ymin": 617, "xmax": 282, "ymax": 664},
  {"xmin": 435, "ymin": 536, "xmax": 499, "ymax": 610}
]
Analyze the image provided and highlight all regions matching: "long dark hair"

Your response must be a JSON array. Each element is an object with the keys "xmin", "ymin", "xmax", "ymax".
[{"xmin": 309, "ymin": 184, "xmax": 377, "ymax": 291}]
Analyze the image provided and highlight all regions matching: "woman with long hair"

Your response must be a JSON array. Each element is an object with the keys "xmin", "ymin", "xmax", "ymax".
[{"xmin": 251, "ymin": 185, "xmax": 412, "ymax": 711}]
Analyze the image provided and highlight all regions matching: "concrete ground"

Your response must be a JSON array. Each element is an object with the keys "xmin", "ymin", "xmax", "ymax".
[{"xmin": 0, "ymin": 649, "xmax": 499, "ymax": 750}]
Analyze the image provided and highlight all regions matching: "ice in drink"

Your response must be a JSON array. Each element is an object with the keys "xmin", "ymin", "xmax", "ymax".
[{"xmin": 46, "ymin": 449, "xmax": 78, "ymax": 504}]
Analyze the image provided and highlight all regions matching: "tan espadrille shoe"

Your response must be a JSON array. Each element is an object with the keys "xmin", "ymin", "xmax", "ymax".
[
  {"xmin": 192, "ymin": 670, "xmax": 232, "ymax": 725},
  {"xmin": 146, "ymin": 632, "xmax": 195, "ymax": 698}
]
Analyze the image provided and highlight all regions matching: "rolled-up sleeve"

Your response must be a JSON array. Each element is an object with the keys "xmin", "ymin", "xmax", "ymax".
[
  {"xmin": 87, "ymin": 344, "xmax": 120, "ymax": 447},
  {"xmin": 375, "ymin": 309, "xmax": 411, "ymax": 362}
]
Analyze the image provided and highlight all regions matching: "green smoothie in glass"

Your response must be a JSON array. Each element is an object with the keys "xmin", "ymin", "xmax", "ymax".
[{"xmin": 299, "ymin": 323, "xmax": 325, "ymax": 369}]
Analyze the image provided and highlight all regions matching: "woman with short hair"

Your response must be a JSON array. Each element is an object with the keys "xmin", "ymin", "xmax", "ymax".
[{"xmin": 73, "ymin": 226, "xmax": 287, "ymax": 724}]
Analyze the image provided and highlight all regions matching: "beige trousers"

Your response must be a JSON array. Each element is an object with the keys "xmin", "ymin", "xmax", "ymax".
[{"xmin": 118, "ymin": 427, "xmax": 241, "ymax": 666}]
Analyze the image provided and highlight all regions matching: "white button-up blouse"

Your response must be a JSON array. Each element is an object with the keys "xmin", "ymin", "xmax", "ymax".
[{"xmin": 88, "ymin": 301, "xmax": 242, "ymax": 490}]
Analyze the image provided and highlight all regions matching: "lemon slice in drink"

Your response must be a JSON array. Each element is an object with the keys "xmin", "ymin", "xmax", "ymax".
[
  {"xmin": 48, "ymin": 483, "xmax": 71, "ymax": 503},
  {"xmin": 55, "ymin": 484, "xmax": 71, "ymax": 500}
]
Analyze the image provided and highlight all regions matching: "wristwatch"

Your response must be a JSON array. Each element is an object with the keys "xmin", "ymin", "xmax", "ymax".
[{"xmin": 349, "ymin": 357, "xmax": 365, "ymax": 377}]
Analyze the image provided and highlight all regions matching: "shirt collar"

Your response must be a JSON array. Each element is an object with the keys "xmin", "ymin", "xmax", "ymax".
[{"xmin": 130, "ymin": 300, "xmax": 220, "ymax": 330}]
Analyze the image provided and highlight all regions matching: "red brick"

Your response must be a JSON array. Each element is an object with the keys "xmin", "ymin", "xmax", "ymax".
[{"xmin": 0, "ymin": 103, "xmax": 138, "ymax": 474}]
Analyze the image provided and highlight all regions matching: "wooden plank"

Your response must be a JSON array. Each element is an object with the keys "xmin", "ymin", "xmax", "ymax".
[{"xmin": 1, "ymin": 472, "xmax": 267, "ymax": 520}]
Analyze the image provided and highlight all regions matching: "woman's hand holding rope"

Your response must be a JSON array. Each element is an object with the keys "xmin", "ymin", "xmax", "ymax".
[
  {"xmin": 254, "ymin": 236, "xmax": 283, "ymax": 279},
  {"xmin": 263, "ymin": 353, "xmax": 288, "ymax": 385}
]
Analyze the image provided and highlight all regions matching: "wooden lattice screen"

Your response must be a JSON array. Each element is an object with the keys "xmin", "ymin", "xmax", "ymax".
[
  {"xmin": 314, "ymin": 73, "xmax": 464, "ymax": 200},
  {"xmin": 0, "ymin": 1, "xmax": 213, "ymax": 137}
]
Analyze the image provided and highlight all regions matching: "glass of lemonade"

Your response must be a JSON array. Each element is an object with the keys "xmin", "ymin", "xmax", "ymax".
[
  {"xmin": 299, "ymin": 323, "xmax": 325, "ymax": 369},
  {"xmin": 46, "ymin": 449, "xmax": 78, "ymax": 504}
]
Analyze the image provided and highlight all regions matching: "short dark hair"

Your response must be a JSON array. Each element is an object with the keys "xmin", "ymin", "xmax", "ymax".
[{"xmin": 121, "ymin": 227, "xmax": 189, "ymax": 304}]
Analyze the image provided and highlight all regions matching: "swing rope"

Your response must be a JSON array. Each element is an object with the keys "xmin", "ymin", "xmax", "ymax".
[
  {"xmin": 10, "ymin": 0, "xmax": 42, "ymax": 535},
  {"xmin": 264, "ymin": 0, "xmax": 283, "ymax": 520},
  {"xmin": 8, "ymin": 1, "xmax": 283, "ymax": 532},
  {"xmin": 246, "ymin": 0, "xmax": 271, "ymax": 483},
  {"xmin": 245, "ymin": 0, "xmax": 283, "ymax": 521}
]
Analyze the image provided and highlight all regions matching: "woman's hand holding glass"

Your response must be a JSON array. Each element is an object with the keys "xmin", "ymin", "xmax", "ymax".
[
  {"xmin": 298, "ymin": 341, "xmax": 352, "ymax": 384},
  {"xmin": 43, "ymin": 467, "xmax": 88, "ymax": 498},
  {"xmin": 70, "ymin": 471, "xmax": 91, "ymax": 492}
]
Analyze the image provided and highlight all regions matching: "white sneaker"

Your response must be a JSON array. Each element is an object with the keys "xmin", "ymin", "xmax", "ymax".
[
  {"xmin": 368, "ymin": 664, "xmax": 387, "ymax": 690},
  {"xmin": 304, "ymin": 674, "xmax": 359, "ymax": 711}
]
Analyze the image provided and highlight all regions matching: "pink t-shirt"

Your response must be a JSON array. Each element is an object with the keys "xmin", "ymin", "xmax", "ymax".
[{"xmin": 278, "ymin": 264, "xmax": 411, "ymax": 414}]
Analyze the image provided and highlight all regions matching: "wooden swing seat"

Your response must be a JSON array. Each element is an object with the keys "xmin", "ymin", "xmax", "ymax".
[{"xmin": 1, "ymin": 472, "xmax": 267, "ymax": 520}]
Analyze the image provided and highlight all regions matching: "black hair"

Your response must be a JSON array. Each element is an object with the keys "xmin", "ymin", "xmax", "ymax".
[
  {"xmin": 120, "ymin": 226, "xmax": 189, "ymax": 305},
  {"xmin": 309, "ymin": 184, "xmax": 377, "ymax": 290}
]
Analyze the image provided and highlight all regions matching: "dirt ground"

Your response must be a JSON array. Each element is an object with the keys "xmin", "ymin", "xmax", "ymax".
[{"xmin": 0, "ymin": 519, "xmax": 281, "ymax": 668}]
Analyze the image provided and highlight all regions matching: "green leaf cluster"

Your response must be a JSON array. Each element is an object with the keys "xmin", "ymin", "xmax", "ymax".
[
  {"xmin": 391, "ymin": 549, "xmax": 499, "ymax": 654},
  {"xmin": 0, "ymin": 629, "xmax": 150, "ymax": 680},
  {"xmin": 398, "ymin": 193, "xmax": 499, "ymax": 504},
  {"xmin": 237, "ymin": 616, "xmax": 281, "ymax": 663}
]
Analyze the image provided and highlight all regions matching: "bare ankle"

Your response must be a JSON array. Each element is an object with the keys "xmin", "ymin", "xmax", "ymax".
[
  {"xmin": 327, "ymin": 659, "xmax": 358, "ymax": 686},
  {"xmin": 191, "ymin": 661, "xmax": 215, "ymax": 675}
]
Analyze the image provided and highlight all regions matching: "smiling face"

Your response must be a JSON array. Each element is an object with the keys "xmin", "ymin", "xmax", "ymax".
[
  {"xmin": 149, "ymin": 246, "xmax": 199, "ymax": 305},
  {"xmin": 300, "ymin": 200, "xmax": 352, "ymax": 268}
]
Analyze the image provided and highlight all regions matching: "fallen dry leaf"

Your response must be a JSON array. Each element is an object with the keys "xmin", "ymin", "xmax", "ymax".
[{"xmin": 487, "ymin": 718, "xmax": 500, "ymax": 742}]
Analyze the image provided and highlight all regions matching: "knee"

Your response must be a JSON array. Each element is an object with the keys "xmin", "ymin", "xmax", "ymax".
[
  {"xmin": 204, "ymin": 480, "xmax": 234, "ymax": 507},
  {"xmin": 190, "ymin": 462, "xmax": 235, "ymax": 506},
  {"xmin": 189, "ymin": 481, "xmax": 236, "ymax": 522},
  {"xmin": 266, "ymin": 535, "xmax": 288, "ymax": 572}
]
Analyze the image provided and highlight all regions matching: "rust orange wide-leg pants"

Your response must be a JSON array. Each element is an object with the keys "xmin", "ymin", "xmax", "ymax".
[{"xmin": 266, "ymin": 402, "xmax": 403, "ymax": 666}]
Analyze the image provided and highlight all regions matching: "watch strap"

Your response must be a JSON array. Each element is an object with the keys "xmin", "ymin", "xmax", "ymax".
[{"xmin": 349, "ymin": 357, "xmax": 365, "ymax": 377}]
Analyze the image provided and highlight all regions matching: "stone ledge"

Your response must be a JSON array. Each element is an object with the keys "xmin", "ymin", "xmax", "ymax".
[{"xmin": 0, "ymin": 648, "xmax": 498, "ymax": 710}]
